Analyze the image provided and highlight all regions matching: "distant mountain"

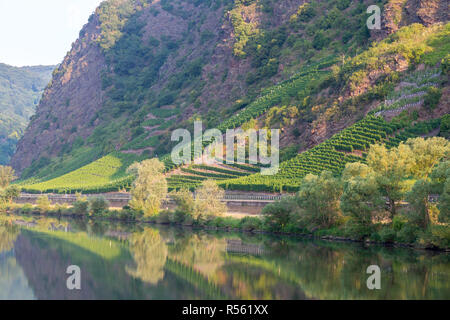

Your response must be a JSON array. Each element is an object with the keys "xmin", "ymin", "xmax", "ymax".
[{"xmin": 0, "ymin": 63, "xmax": 54, "ymax": 164}]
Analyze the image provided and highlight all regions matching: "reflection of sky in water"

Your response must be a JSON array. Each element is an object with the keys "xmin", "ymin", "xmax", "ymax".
[{"xmin": 0, "ymin": 251, "xmax": 35, "ymax": 300}]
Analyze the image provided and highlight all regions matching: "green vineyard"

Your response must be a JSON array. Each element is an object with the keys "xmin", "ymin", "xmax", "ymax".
[
  {"xmin": 219, "ymin": 115, "xmax": 443, "ymax": 192},
  {"xmin": 20, "ymin": 153, "xmax": 143, "ymax": 194}
]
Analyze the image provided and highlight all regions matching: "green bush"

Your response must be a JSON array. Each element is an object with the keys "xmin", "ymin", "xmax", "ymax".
[
  {"xmin": 424, "ymin": 87, "xmax": 442, "ymax": 110},
  {"xmin": 392, "ymin": 215, "xmax": 408, "ymax": 231},
  {"xmin": 344, "ymin": 220, "xmax": 373, "ymax": 240},
  {"xmin": 89, "ymin": 197, "xmax": 109, "ymax": 216},
  {"xmin": 397, "ymin": 224, "xmax": 418, "ymax": 243},
  {"xmin": 379, "ymin": 227, "xmax": 397, "ymax": 243},
  {"xmin": 73, "ymin": 200, "xmax": 89, "ymax": 216},
  {"xmin": 239, "ymin": 216, "xmax": 263, "ymax": 231},
  {"xmin": 262, "ymin": 197, "xmax": 298, "ymax": 232}
]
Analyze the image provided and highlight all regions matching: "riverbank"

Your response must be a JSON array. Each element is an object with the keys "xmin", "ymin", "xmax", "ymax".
[{"xmin": 4, "ymin": 203, "xmax": 449, "ymax": 252}]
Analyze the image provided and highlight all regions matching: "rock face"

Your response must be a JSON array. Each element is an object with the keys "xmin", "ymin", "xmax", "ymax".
[
  {"xmin": 371, "ymin": 0, "xmax": 448, "ymax": 40},
  {"xmin": 11, "ymin": 14, "xmax": 106, "ymax": 173}
]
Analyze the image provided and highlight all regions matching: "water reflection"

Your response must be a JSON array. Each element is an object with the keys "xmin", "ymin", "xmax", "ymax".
[{"xmin": 0, "ymin": 215, "xmax": 448, "ymax": 300}]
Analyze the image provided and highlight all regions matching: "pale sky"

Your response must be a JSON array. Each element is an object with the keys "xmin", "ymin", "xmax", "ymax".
[{"xmin": 0, "ymin": 0, "xmax": 104, "ymax": 67}]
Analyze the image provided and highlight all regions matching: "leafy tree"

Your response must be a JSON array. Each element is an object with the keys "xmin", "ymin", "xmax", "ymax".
[
  {"xmin": 407, "ymin": 179, "xmax": 432, "ymax": 229},
  {"xmin": 262, "ymin": 196, "xmax": 299, "ymax": 232},
  {"xmin": 297, "ymin": 171, "xmax": 342, "ymax": 229},
  {"xmin": 430, "ymin": 161, "xmax": 450, "ymax": 223},
  {"xmin": 366, "ymin": 143, "xmax": 412, "ymax": 218},
  {"xmin": 0, "ymin": 166, "xmax": 16, "ymax": 190},
  {"xmin": 193, "ymin": 180, "xmax": 227, "ymax": 219},
  {"xmin": 437, "ymin": 180, "xmax": 450, "ymax": 223},
  {"xmin": 441, "ymin": 114, "xmax": 450, "ymax": 138},
  {"xmin": 405, "ymin": 137, "xmax": 449, "ymax": 179},
  {"xmin": 424, "ymin": 87, "xmax": 442, "ymax": 110},
  {"xmin": 0, "ymin": 185, "xmax": 20, "ymax": 212},
  {"xmin": 127, "ymin": 159, "xmax": 168, "ymax": 217},
  {"xmin": 341, "ymin": 169, "xmax": 383, "ymax": 226},
  {"xmin": 36, "ymin": 195, "xmax": 52, "ymax": 212},
  {"xmin": 89, "ymin": 196, "xmax": 109, "ymax": 216},
  {"xmin": 170, "ymin": 187, "xmax": 195, "ymax": 215},
  {"xmin": 341, "ymin": 162, "xmax": 373, "ymax": 181}
]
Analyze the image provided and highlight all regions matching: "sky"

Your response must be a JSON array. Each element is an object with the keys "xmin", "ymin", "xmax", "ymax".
[{"xmin": 0, "ymin": 0, "xmax": 104, "ymax": 67}]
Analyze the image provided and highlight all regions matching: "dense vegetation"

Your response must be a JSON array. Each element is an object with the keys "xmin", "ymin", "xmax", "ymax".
[{"xmin": 0, "ymin": 64, "xmax": 54, "ymax": 164}]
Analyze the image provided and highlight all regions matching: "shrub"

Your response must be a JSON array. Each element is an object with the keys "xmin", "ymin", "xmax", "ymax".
[
  {"xmin": 89, "ymin": 196, "xmax": 109, "ymax": 216},
  {"xmin": 379, "ymin": 227, "xmax": 397, "ymax": 243},
  {"xmin": 392, "ymin": 215, "xmax": 408, "ymax": 231},
  {"xmin": 344, "ymin": 219, "xmax": 373, "ymax": 240},
  {"xmin": 262, "ymin": 197, "xmax": 298, "ymax": 232},
  {"xmin": 19, "ymin": 204, "xmax": 34, "ymax": 215},
  {"xmin": 397, "ymin": 224, "xmax": 418, "ymax": 243},
  {"xmin": 36, "ymin": 195, "xmax": 51, "ymax": 212},
  {"xmin": 424, "ymin": 87, "xmax": 442, "ymax": 110},
  {"xmin": 170, "ymin": 187, "xmax": 195, "ymax": 215},
  {"xmin": 73, "ymin": 200, "xmax": 89, "ymax": 216},
  {"xmin": 239, "ymin": 216, "xmax": 263, "ymax": 231}
]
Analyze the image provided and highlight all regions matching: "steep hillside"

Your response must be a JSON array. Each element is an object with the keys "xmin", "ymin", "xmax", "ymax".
[
  {"xmin": 0, "ymin": 63, "xmax": 54, "ymax": 164},
  {"xmin": 12, "ymin": 0, "xmax": 449, "ymax": 194},
  {"xmin": 13, "ymin": 0, "xmax": 388, "ymax": 178}
]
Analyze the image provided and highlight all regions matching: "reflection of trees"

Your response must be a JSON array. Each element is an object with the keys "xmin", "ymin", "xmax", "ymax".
[
  {"xmin": 228, "ymin": 241, "xmax": 450, "ymax": 300},
  {"xmin": 0, "ymin": 222, "xmax": 19, "ymax": 254},
  {"xmin": 126, "ymin": 228, "xmax": 168, "ymax": 284},
  {"xmin": 169, "ymin": 234, "xmax": 226, "ymax": 278}
]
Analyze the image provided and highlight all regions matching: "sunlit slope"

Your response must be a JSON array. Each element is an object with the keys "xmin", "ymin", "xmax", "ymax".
[
  {"xmin": 19, "ymin": 59, "xmax": 335, "ymax": 194},
  {"xmin": 220, "ymin": 115, "xmax": 443, "ymax": 192},
  {"xmin": 20, "ymin": 153, "xmax": 142, "ymax": 193}
]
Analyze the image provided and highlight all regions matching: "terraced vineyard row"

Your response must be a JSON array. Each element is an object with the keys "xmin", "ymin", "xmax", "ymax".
[
  {"xmin": 167, "ymin": 163, "xmax": 258, "ymax": 191},
  {"xmin": 161, "ymin": 56, "xmax": 337, "ymax": 171},
  {"xmin": 20, "ymin": 153, "xmax": 142, "ymax": 194},
  {"xmin": 218, "ymin": 115, "xmax": 443, "ymax": 192},
  {"xmin": 373, "ymin": 68, "xmax": 442, "ymax": 114}
]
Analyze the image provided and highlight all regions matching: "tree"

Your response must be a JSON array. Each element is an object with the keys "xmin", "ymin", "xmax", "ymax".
[
  {"xmin": 36, "ymin": 195, "xmax": 51, "ymax": 212},
  {"xmin": 405, "ymin": 137, "xmax": 449, "ymax": 179},
  {"xmin": 423, "ymin": 87, "xmax": 442, "ymax": 111},
  {"xmin": 341, "ymin": 162, "xmax": 373, "ymax": 181},
  {"xmin": 89, "ymin": 196, "xmax": 109, "ymax": 216},
  {"xmin": 0, "ymin": 166, "xmax": 16, "ymax": 190},
  {"xmin": 366, "ymin": 143, "xmax": 412, "ymax": 218},
  {"xmin": 340, "ymin": 172, "xmax": 383, "ymax": 226},
  {"xmin": 407, "ymin": 179, "xmax": 431, "ymax": 229},
  {"xmin": 296, "ymin": 171, "xmax": 342, "ymax": 228},
  {"xmin": 193, "ymin": 180, "xmax": 227, "ymax": 219},
  {"xmin": 430, "ymin": 161, "xmax": 450, "ymax": 223},
  {"xmin": 127, "ymin": 159, "xmax": 168, "ymax": 217},
  {"xmin": 437, "ymin": 180, "xmax": 450, "ymax": 223},
  {"xmin": 262, "ymin": 196, "xmax": 299, "ymax": 231},
  {"xmin": 170, "ymin": 187, "xmax": 195, "ymax": 215},
  {"xmin": 0, "ymin": 185, "xmax": 20, "ymax": 212}
]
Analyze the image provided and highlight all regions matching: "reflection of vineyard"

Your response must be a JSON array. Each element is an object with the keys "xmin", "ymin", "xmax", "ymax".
[
  {"xmin": 165, "ymin": 258, "xmax": 227, "ymax": 299},
  {"xmin": 4, "ymin": 217, "xmax": 449, "ymax": 300}
]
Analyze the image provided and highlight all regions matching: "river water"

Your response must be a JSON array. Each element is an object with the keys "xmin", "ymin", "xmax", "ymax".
[{"xmin": 0, "ymin": 215, "xmax": 449, "ymax": 300}]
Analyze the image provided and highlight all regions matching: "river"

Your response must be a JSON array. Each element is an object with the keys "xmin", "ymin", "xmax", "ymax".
[{"xmin": 0, "ymin": 215, "xmax": 449, "ymax": 300}]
